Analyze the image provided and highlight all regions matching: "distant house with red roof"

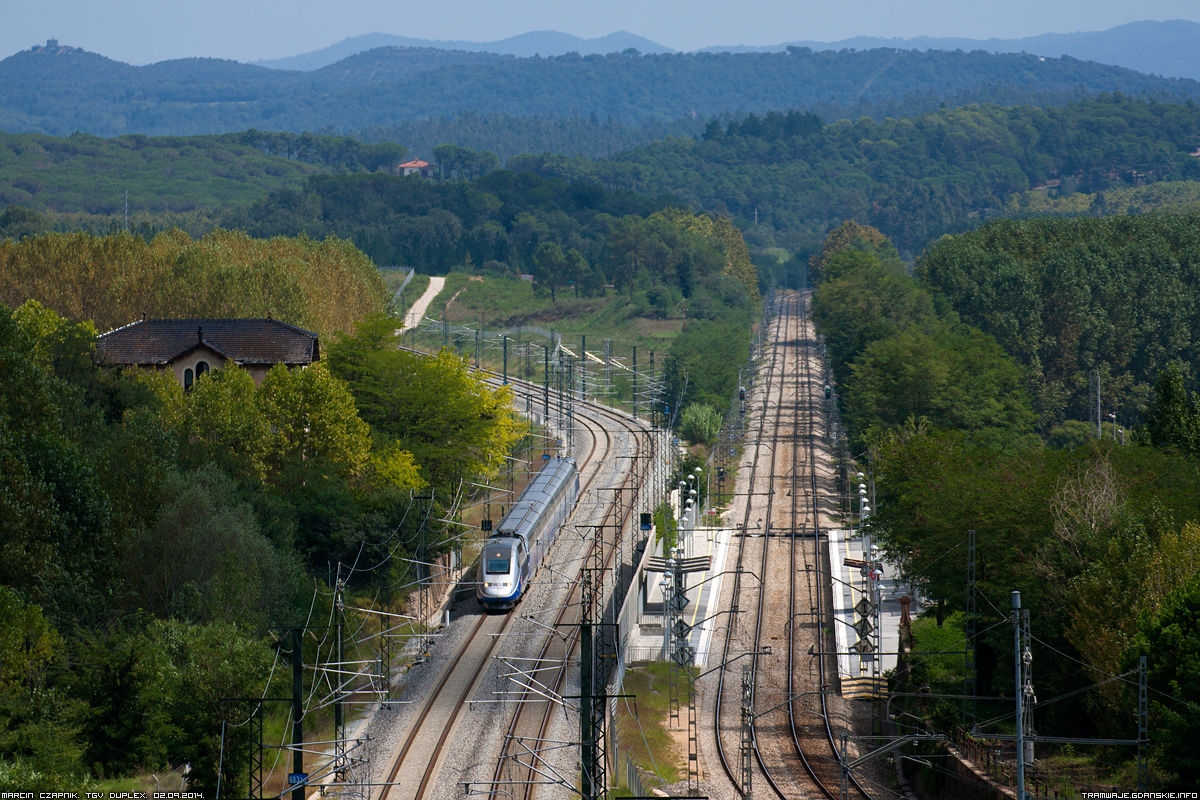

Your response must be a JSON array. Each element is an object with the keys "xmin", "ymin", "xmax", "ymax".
[
  {"xmin": 96, "ymin": 317, "xmax": 319, "ymax": 391},
  {"xmin": 396, "ymin": 159, "xmax": 436, "ymax": 179}
]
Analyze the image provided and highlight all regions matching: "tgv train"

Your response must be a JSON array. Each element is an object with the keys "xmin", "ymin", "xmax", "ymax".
[{"xmin": 477, "ymin": 457, "xmax": 579, "ymax": 611}]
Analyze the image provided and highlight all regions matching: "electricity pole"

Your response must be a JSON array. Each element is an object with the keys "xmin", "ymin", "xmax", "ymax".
[{"xmin": 1013, "ymin": 591, "xmax": 1026, "ymax": 800}]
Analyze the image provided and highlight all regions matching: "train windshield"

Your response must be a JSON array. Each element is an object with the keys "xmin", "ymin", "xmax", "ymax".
[{"xmin": 486, "ymin": 556, "xmax": 511, "ymax": 574}]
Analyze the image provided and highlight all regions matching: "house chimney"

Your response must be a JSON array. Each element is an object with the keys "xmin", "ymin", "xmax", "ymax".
[
  {"xmin": 267, "ymin": 311, "xmax": 272, "ymax": 321},
  {"xmin": 141, "ymin": 311, "xmax": 147, "ymax": 322},
  {"xmin": 197, "ymin": 325, "xmax": 203, "ymax": 344}
]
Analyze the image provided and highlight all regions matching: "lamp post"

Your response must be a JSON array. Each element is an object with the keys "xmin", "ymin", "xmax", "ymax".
[{"xmin": 1109, "ymin": 412, "xmax": 1116, "ymax": 442}]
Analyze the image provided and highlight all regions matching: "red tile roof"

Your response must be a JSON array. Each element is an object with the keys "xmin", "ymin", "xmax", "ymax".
[
  {"xmin": 96, "ymin": 318, "xmax": 319, "ymax": 367},
  {"xmin": 398, "ymin": 159, "xmax": 432, "ymax": 168}
]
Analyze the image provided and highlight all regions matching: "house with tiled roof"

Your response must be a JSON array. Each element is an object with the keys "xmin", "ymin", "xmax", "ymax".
[
  {"xmin": 396, "ymin": 159, "xmax": 436, "ymax": 178},
  {"xmin": 96, "ymin": 316, "xmax": 320, "ymax": 390}
]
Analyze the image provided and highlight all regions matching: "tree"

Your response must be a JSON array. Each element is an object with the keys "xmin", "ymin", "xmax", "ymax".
[
  {"xmin": 680, "ymin": 403, "xmax": 722, "ymax": 444},
  {"xmin": 258, "ymin": 362, "xmax": 372, "ymax": 480},
  {"xmin": 432, "ymin": 143, "xmax": 499, "ymax": 180},
  {"xmin": 670, "ymin": 320, "xmax": 751, "ymax": 410},
  {"xmin": 532, "ymin": 241, "xmax": 566, "ymax": 302},
  {"xmin": 360, "ymin": 141, "xmax": 409, "ymax": 173},
  {"xmin": 1140, "ymin": 362, "xmax": 1200, "ymax": 458},
  {"xmin": 811, "ymin": 249, "xmax": 936, "ymax": 386},
  {"xmin": 845, "ymin": 324, "xmax": 1036, "ymax": 451},
  {"xmin": 178, "ymin": 365, "xmax": 272, "ymax": 480},
  {"xmin": 1124, "ymin": 572, "xmax": 1200, "ymax": 787},
  {"xmin": 125, "ymin": 465, "xmax": 302, "ymax": 629},
  {"xmin": 150, "ymin": 620, "xmax": 273, "ymax": 795},
  {"xmin": 0, "ymin": 589, "xmax": 59, "ymax": 695},
  {"xmin": 328, "ymin": 314, "xmax": 521, "ymax": 490},
  {"xmin": 607, "ymin": 216, "xmax": 658, "ymax": 299},
  {"xmin": 808, "ymin": 220, "xmax": 895, "ymax": 283},
  {"xmin": 564, "ymin": 248, "xmax": 588, "ymax": 298}
]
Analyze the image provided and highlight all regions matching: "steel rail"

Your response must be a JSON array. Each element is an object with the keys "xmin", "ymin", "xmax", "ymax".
[{"xmin": 377, "ymin": 370, "xmax": 628, "ymax": 800}]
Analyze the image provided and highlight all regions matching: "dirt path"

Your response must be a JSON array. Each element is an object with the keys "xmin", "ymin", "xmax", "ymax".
[{"xmin": 401, "ymin": 275, "xmax": 446, "ymax": 332}]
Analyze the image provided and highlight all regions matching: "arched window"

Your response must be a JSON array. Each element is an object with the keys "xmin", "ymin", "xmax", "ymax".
[
  {"xmin": 184, "ymin": 368, "xmax": 194, "ymax": 390},
  {"xmin": 195, "ymin": 361, "xmax": 209, "ymax": 378}
]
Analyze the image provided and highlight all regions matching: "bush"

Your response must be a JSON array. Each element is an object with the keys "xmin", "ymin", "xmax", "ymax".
[{"xmin": 680, "ymin": 403, "xmax": 722, "ymax": 444}]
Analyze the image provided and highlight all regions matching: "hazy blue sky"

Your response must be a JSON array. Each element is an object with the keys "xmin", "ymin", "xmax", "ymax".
[{"xmin": 9, "ymin": 0, "xmax": 1200, "ymax": 64}]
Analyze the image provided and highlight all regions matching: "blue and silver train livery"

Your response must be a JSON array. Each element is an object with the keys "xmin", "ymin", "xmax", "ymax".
[{"xmin": 477, "ymin": 457, "xmax": 579, "ymax": 611}]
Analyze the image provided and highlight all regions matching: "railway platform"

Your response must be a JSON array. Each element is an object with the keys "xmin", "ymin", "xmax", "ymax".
[
  {"xmin": 624, "ymin": 513, "xmax": 735, "ymax": 666},
  {"xmin": 828, "ymin": 527, "xmax": 922, "ymax": 698}
]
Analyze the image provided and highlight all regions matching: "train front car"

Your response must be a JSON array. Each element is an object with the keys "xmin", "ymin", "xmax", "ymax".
[
  {"xmin": 477, "ymin": 538, "xmax": 523, "ymax": 610},
  {"xmin": 476, "ymin": 457, "xmax": 578, "ymax": 611}
]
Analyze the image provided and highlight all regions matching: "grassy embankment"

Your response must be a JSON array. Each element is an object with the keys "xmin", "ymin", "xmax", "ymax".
[
  {"xmin": 610, "ymin": 661, "xmax": 693, "ymax": 794},
  {"xmin": 407, "ymin": 272, "xmax": 686, "ymax": 382}
]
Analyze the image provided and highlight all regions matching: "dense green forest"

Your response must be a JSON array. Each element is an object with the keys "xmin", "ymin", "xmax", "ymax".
[
  {"xmin": 917, "ymin": 213, "xmax": 1200, "ymax": 431},
  {"xmin": 9, "ymin": 96, "xmax": 1200, "ymax": 260},
  {"xmin": 3, "ymin": 44, "xmax": 1198, "ymax": 137},
  {"xmin": 811, "ymin": 222, "xmax": 1200, "ymax": 787},
  {"xmin": 525, "ymin": 96, "xmax": 1200, "ymax": 254},
  {"xmin": 0, "ymin": 131, "xmax": 321, "ymax": 214},
  {"xmin": 217, "ymin": 170, "xmax": 664, "ymax": 274},
  {"xmin": 357, "ymin": 111, "xmax": 707, "ymax": 162},
  {"xmin": 0, "ymin": 228, "xmax": 387, "ymax": 336},
  {"xmin": 0, "ymin": 228, "xmax": 522, "ymax": 792}
]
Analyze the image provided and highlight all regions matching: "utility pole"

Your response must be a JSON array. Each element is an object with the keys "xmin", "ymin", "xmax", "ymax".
[
  {"xmin": 580, "ymin": 533, "xmax": 607, "ymax": 800},
  {"xmin": 1013, "ymin": 591, "xmax": 1026, "ymax": 800},
  {"xmin": 502, "ymin": 335, "xmax": 508, "ymax": 385},
  {"xmin": 334, "ymin": 580, "xmax": 346, "ymax": 781},
  {"xmin": 1137, "ymin": 655, "xmax": 1149, "ymax": 790},
  {"xmin": 544, "ymin": 345, "xmax": 550, "ymax": 421},
  {"xmin": 580, "ymin": 335, "xmax": 587, "ymax": 401},
  {"xmin": 1021, "ymin": 606, "xmax": 1035, "ymax": 768},
  {"xmin": 291, "ymin": 628, "xmax": 304, "ymax": 800},
  {"xmin": 965, "ymin": 529, "xmax": 976, "ymax": 731},
  {"xmin": 632, "ymin": 346, "xmax": 638, "ymax": 419}
]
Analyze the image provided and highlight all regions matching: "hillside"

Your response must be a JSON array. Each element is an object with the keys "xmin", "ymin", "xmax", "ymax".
[
  {"xmin": 253, "ymin": 21, "xmax": 1200, "ymax": 81},
  {"xmin": 253, "ymin": 30, "xmax": 674, "ymax": 70},
  {"xmin": 704, "ymin": 19, "xmax": 1200, "ymax": 82},
  {"xmin": 2, "ymin": 45, "xmax": 1199, "ymax": 137},
  {"xmin": 9, "ymin": 96, "xmax": 1200, "ymax": 260},
  {"xmin": 520, "ymin": 97, "xmax": 1200, "ymax": 254},
  {"xmin": 0, "ymin": 131, "xmax": 320, "ymax": 214}
]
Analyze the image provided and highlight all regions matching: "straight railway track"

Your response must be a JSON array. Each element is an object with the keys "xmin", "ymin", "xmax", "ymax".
[{"xmin": 713, "ymin": 291, "xmax": 872, "ymax": 800}]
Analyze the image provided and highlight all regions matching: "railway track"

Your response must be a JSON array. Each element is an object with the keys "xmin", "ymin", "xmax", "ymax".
[
  {"xmin": 374, "ymin": 369, "xmax": 661, "ymax": 800},
  {"xmin": 712, "ymin": 291, "xmax": 872, "ymax": 800},
  {"xmin": 486, "ymin": 379, "xmax": 663, "ymax": 800}
]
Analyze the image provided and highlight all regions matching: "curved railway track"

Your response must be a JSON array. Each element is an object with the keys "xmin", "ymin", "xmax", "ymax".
[
  {"xmin": 713, "ymin": 291, "xmax": 872, "ymax": 800},
  {"xmin": 375, "ymin": 369, "xmax": 658, "ymax": 800},
  {"xmin": 486, "ymin": 381, "xmax": 656, "ymax": 800}
]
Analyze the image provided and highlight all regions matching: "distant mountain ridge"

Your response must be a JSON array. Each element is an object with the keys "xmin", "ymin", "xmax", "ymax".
[
  {"xmin": 702, "ymin": 20, "xmax": 1200, "ymax": 81},
  {"xmin": 255, "ymin": 20, "xmax": 1200, "ymax": 81},
  {"xmin": 253, "ymin": 30, "xmax": 674, "ymax": 71},
  {"xmin": 4, "ymin": 44, "xmax": 1200, "ymax": 139}
]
